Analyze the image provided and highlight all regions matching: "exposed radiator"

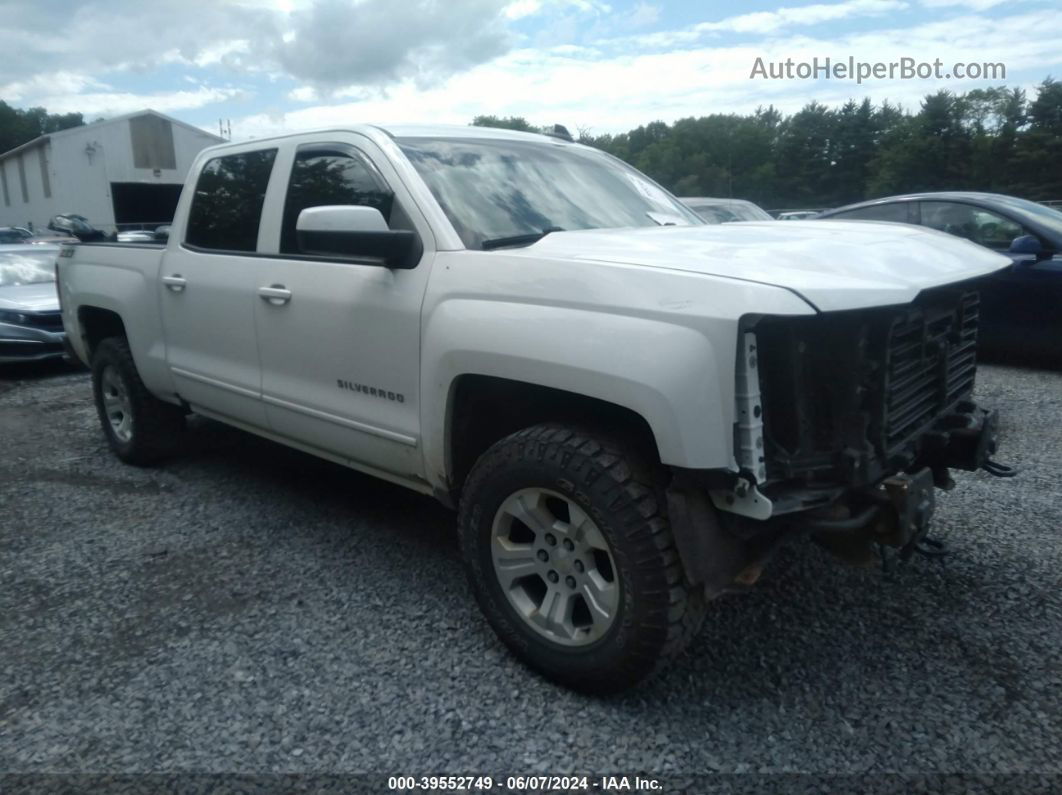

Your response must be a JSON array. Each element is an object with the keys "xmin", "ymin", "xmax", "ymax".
[{"xmin": 883, "ymin": 291, "xmax": 979, "ymax": 450}]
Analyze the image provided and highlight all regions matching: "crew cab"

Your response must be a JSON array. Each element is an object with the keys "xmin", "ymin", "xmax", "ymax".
[{"xmin": 58, "ymin": 124, "xmax": 1014, "ymax": 692}]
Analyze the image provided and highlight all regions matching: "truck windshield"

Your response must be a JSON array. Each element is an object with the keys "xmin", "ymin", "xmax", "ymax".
[{"xmin": 397, "ymin": 137, "xmax": 700, "ymax": 250}]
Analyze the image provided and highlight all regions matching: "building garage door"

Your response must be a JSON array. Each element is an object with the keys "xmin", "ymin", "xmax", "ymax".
[{"xmin": 110, "ymin": 182, "xmax": 183, "ymax": 226}]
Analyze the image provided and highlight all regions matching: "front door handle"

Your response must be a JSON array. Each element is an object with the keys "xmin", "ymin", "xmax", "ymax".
[
  {"xmin": 162, "ymin": 274, "xmax": 187, "ymax": 293},
  {"xmin": 258, "ymin": 285, "xmax": 292, "ymax": 305}
]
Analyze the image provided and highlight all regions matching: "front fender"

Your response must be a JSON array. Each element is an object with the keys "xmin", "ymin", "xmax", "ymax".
[{"xmin": 422, "ymin": 299, "xmax": 732, "ymax": 486}]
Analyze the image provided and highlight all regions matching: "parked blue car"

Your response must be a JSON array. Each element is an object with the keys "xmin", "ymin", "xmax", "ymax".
[{"xmin": 820, "ymin": 192, "xmax": 1062, "ymax": 364}]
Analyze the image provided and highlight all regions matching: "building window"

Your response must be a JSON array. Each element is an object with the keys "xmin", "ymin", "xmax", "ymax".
[
  {"xmin": 185, "ymin": 149, "xmax": 277, "ymax": 252},
  {"xmin": 0, "ymin": 163, "xmax": 9, "ymax": 207},
  {"xmin": 38, "ymin": 146, "xmax": 52, "ymax": 199},
  {"xmin": 130, "ymin": 115, "xmax": 177, "ymax": 171},
  {"xmin": 16, "ymin": 154, "xmax": 29, "ymax": 203}
]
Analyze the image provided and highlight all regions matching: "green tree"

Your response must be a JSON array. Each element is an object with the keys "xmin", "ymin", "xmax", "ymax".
[
  {"xmin": 0, "ymin": 101, "xmax": 84, "ymax": 153},
  {"xmin": 470, "ymin": 77, "xmax": 1062, "ymax": 208},
  {"xmin": 470, "ymin": 115, "xmax": 538, "ymax": 133}
]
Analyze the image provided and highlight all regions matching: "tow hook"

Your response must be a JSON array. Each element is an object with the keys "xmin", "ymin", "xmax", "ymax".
[{"xmin": 981, "ymin": 459, "xmax": 1017, "ymax": 478}]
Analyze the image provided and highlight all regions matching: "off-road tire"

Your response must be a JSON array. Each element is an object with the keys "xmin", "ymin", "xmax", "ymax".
[
  {"xmin": 458, "ymin": 423, "xmax": 707, "ymax": 693},
  {"xmin": 91, "ymin": 336, "xmax": 184, "ymax": 465}
]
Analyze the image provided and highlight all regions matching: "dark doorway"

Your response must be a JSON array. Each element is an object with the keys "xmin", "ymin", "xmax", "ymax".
[{"xmin": 110, "ymin": 182, "xmax": 183, "ymax": 226}]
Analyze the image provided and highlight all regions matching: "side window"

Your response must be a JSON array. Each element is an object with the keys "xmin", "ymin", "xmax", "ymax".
[
  {"xmin": 280, "ymin": 148, "xmax": 396, "ymax": 255},
  {"xmin": 831, "ymin": 203, "xmax": 910, "ymax": 223},
  {"xmin": 185, "ymin": 149, "xmax": 277, "ymax": 252},
  {"xmin": 920, "ymin": 201, "xmax": 1023, "ymax": 250}
]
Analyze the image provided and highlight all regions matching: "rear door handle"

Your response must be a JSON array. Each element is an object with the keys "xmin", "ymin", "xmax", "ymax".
[
  {"xmin": 258, "ymin": 285, "xmax": 292, "ymax": 305},
  {"xmin": 162, "ymin": 274, "xmax": 187, "ymax": 292}
]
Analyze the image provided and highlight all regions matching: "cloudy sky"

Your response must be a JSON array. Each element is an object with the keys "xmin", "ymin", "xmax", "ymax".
[{"xmin": 2, "ymin": 0, "xmax": 1060, "ymax": 140}]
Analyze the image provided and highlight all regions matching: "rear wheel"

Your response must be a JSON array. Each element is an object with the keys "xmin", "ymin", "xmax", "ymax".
[
  {"xmin": 91, "ymin": 337, "xmax": 184, "ymax": 465},
  {"xmin": 458, "ymin": 424, "xmax": 707, "ymax": 693}
]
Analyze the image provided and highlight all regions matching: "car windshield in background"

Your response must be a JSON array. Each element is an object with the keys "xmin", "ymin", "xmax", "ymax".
[
  {"xmin": 398, "ymin": 137, "xmax": 700, "ymax": 249},
  {"xmin": 993, "ymin": 196, "xmax": 1062, "ymax": 240},
  {"xmin": 0, "ymin": 249, "xmax": 58, "ymax": 286},
  {"xmin": 689, "ymin": 202, "xmax": 771, "ymax": 223}
]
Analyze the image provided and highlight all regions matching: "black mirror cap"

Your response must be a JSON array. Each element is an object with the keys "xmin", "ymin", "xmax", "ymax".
[{"xmin": 297, "ymin": 228, "xmax": 422, "ymax": 269}]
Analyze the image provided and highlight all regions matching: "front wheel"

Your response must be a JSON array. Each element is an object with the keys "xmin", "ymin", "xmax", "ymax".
[
  {"xmin": 458, "ymin": 424, "xmax": 706, "ymax": 693},
  {"xmin": 91, "ymin": 336, "xmax": 184, "ymax": 465}
]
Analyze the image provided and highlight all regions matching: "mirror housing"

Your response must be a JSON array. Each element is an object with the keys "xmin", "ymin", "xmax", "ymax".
[
  {"xmin": 1009, "ymin": 234, "xmax": 1044, "ymax": 260},
  {"xmin": 295, "ymin": 206, "xmax": 420, "ymax": 269}
]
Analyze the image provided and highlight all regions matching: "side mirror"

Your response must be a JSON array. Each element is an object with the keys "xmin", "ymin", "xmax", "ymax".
[
  {"xmin": 296, "ymin": 205, "xmax": 419, "ymax": 269},
  {"xmin": 1009, "ymin": 234, "xmax": 1043, "ymax": 259}
]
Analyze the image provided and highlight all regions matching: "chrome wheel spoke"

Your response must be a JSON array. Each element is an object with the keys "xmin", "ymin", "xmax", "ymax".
[
  {"xmin": 569, "ymin": 503, "xmax": 607, "ymax": 550},
  {"xmin": 582, "ymin": 574, "xmax": 618, "ymax": 621},
  {"xmin": 490, "ymin": 486, "xmax": 620, "ymax": 647},
  {"xmin": 502, "ymin": 491, "xmax": 553, "ymax": 536},
  {"xmin": 100, "ymin": 366, "xmax": 133, "ymax": 443},
  {"xmin": 530, "ymin": 587, "xmax": 574, "ymax": 639},
  {"xmin": 492, "ymin": 540, "xmax": 541, "ymax": 587}
]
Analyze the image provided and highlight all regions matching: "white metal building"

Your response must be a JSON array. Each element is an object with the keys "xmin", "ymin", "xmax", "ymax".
[{"xmin": 0, "ymin": 110, "xmax": 224, "ymax": 234}]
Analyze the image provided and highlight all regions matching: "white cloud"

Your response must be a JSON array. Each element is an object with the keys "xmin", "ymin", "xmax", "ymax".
[
  {"xmin": 39, "ymin": 87, "xmax": 247, "ymax": 117},
  {"xmin": 702, "ymin": 0, "xmax": 910, "ymax": 35},
  {"xmin": 624, "ymin": 2, "xmax": 660, "ymax": 29},
  {"xmin": 606, "ymin": 0, "xmax": 909, "ymax": 50},
  {"xmin": 920, "ymin": 0, "xmax": 1008, "ymax": 9},
  {"xmin": 232, "ymin": 7, "xmax": 1062, "ymax": 139},
  {"xmin": 0, "ymin": 72, "xmax": 110, "ymax": 102},
  {"xmin": 0, "ymin": 0, "xmax": 515, "ymax": 97},
  {"xmin": 273, "ymin": 0, "xmax": 512, "ymax": 87},
  {"xmin": 504, "ymin": 0, "xmax": 543, "ymax": 20}
]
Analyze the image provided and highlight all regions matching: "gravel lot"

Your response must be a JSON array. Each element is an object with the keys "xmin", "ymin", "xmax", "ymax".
[{"xmin": 1, "ymin": 360, "xmax": 1060, "ymax": 785}]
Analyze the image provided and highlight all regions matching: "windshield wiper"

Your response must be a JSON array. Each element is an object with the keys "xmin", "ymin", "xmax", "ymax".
[{"xmin": 480, "ymin": 226, "xmax": 564, "ymax": 250}]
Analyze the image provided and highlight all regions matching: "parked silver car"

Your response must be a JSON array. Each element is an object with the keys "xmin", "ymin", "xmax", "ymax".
[{"xmin": 0, "ymin": 245, "xmax": 66, "ymax": 363}]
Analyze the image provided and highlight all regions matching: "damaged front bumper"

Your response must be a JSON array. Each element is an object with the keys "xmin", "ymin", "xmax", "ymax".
[{"xmin": 668, "ymin": 400, "xmax": 1015, "ymax": 595}]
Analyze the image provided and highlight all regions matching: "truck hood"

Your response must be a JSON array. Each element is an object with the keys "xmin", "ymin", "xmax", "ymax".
[
  {"xmin": 0, "ymin": 282, "xmax": 60, "ymax": 312},
  {"xmin": 522, "ymin": 220, "xmax": 1012, "ymax": 312}
]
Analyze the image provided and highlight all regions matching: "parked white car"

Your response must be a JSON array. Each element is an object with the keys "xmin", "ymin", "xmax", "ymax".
[{"xmin": 58, "ymin": 124, "xmax": 1014, "ymax": 692}]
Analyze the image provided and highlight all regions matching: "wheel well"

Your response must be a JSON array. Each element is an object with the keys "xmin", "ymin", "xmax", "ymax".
[
  {"xmin": 448, "ymin": 375, "xmax": 660, "ymax": 497},
  {"xmin": 77, "ymin": 307, "xmax": 126, "ymax": 359}
]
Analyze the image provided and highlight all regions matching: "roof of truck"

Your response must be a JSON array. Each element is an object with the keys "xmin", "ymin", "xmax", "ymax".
[
  {"xmin": 377, "ymin": 123, "xmax": 565, "ymax": 142},
  {"xmin": 207, "ymin": 124, "xmax": 574, "ymax": 153}
]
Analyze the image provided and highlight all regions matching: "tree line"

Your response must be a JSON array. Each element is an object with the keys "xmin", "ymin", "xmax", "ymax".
[
  {"xmin": 4, "ymin": 79, "xmax": 1060, "ymax": 213},
  {"xmin": 0, "ymin": 101, "xmax": 84, "ymax": 154},
  {"xmin": 473, "ymin": 77, "xmax": 1062, "ymax": 210}
]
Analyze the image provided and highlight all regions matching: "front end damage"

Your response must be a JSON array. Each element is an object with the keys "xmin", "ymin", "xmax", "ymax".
[{"xmin": 668, "ymin": 282, "xmax": 1015, "ymax": 595}]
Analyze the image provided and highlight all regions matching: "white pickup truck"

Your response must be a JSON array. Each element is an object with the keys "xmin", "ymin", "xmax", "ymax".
[{"xmin": 59, "ymin": 124, "xmax": 1015, "ymax": 692}]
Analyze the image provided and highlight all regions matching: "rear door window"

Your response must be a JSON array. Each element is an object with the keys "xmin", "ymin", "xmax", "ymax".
[{"xmin": 185, "ymin": 149, "xmax": 277, "ymax": 252}]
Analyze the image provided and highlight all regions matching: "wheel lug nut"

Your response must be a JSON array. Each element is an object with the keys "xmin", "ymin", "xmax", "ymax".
[
  {"xmin": 563, "ymin": 539, "xmax": 574, "ymax": 551},
  {"xmin": 574, "ymin": 560, "xmax": 585, "ymax": 573},
  {"xmin": 545, "ymin": 533, "xmax": 556, "ymax": 546},
  {"xmin": 547, "ymin": 571, "xmax": 559, "ymax": 583},
  {"xmin": 537, "ymin": 549, "xmax": 549, "ymax": 562},
  {"xmin": 565, "ymin": 576, "xmax": 576, "ymax": 589}
]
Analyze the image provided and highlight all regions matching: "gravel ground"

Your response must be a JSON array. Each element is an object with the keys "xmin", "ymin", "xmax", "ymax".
[{"xmin": 1, "ymin": 360, "xmax": 1060, "ymax": 785}]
